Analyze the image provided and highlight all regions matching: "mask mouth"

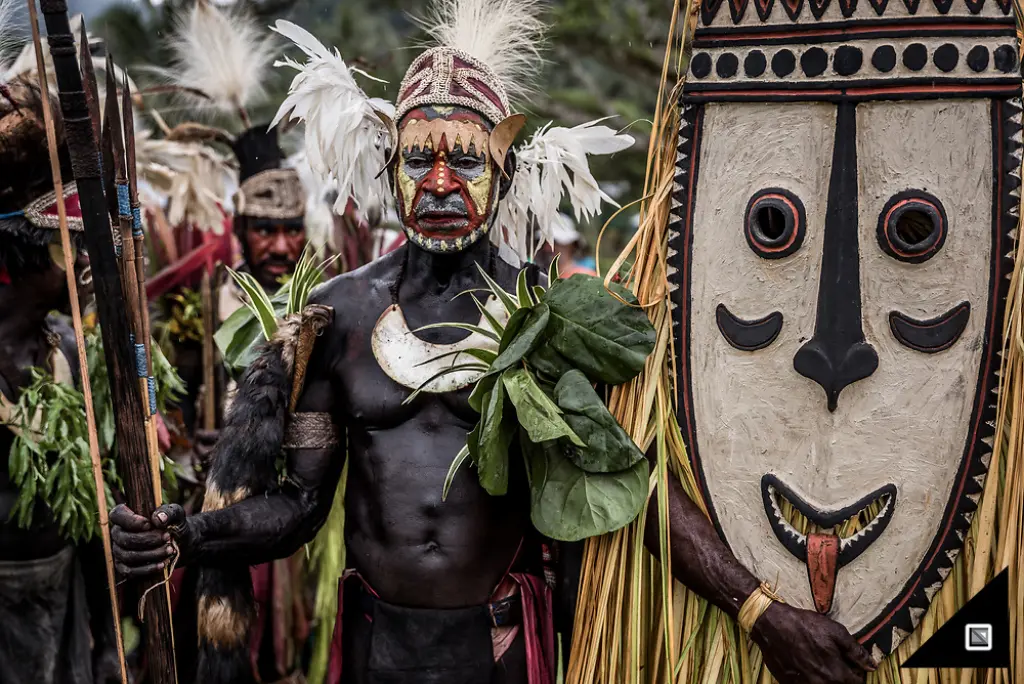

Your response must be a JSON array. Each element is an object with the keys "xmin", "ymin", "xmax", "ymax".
[{"xmin": 761, "ymin": 474, "xmax": 897, "ymax": 613}]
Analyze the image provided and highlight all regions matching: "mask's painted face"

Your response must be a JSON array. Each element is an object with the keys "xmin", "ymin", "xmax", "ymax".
[
  {"xmin": 395, "ymin": 105, "xmax": 499, "ymax": 253},
  {"xmin": 672, "ymin": 2, "xmax": 1019, "ymax": 660}
]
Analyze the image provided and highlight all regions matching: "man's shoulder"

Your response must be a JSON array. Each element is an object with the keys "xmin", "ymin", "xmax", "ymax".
[{"xmin": 310, "ymin": 249, "xmax": 403, "ymax": 305}]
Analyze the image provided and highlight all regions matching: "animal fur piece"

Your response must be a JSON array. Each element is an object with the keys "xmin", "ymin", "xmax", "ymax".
[
  {"xmin": 414, "ymin": 0, "xmax": 548, "ymax": 104},
  {"xmin": 159, "ymin": 0, "xmax": 274, "ymax": 121},
  {"xmin": 497, "ymin": 118, "xmax": 635, "ymax": 258},
  {"xmin": 271, "ymin": 20, "xmax": 394, "ymax": 219},
  {"xmin": 195, "ymin": 340, "xmax": 290, "ymax": 682},
  {"xmin": 196, "ymin": 304, "xmax": 333, "ymax": 682}
]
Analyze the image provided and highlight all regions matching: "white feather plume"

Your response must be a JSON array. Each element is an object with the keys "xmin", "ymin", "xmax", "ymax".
[
  {"xmin": 2, "ymin": 16, "xmax": 135, "ymax": 94},
  {"xmin": 497, "ymin": 118, "xmax": 635, "ymax": 259},
  {"xmin": 271, "ymin": 19, "xmax": 394, "ymax": 220},
  {"xmin": 288, "ymin": 150, "xmax": 337, "ymax": 254},
  {"xmin": 136, "ymin": 130, "xmax": 236, "ymax": 235},
  {"xmin": 158, "ymin": 1, "xmax": 274, "ymax": 119},
  {"xmin": 416, "ymin": 0, "xmax": 547, "ymax": 103},
  {"xmin": 0, "ymin": 0, "xmax": 23, "ymax": 79}
]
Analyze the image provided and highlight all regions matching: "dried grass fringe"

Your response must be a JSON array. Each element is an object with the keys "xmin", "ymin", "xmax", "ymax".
[{"xmin": 565, "ymin": 1, "xmax": 1023, "ymax": 681}]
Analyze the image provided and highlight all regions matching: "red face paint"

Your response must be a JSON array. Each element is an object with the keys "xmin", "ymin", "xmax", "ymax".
[{"xmin": 395, "ymin": 106, "xmax": 498, "ymax": 253}]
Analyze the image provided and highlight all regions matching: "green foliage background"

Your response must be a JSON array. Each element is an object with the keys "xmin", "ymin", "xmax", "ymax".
[{"xmin": 94, "ymin": 0, "xmax": 671, "ymax": 262}]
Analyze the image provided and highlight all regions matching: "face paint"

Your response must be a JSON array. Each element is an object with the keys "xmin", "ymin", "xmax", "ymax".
[
  {"xmin": 395, "ymin": 106, "xmax": 500, "ymax": 253},
  {"xmin": 670, "ymin": 0, "xmax": 1019, "ymax": 661}
]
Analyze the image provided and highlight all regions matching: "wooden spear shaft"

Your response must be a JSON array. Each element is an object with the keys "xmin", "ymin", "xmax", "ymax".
[{"xmin": 23, "ymin": 2, "xmax": 128, "ymax": 681}]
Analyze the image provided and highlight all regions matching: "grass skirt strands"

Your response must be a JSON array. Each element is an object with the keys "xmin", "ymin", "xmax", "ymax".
[{"xmin": 565, "ymin": 0, "xmax": 1022, "ymax": 681}]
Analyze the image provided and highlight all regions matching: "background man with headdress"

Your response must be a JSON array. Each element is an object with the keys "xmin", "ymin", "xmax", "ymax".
[
  {"xmin": 0, "ymin": 73, "xmax": 121, "ymax": 684},
  {"xmin": 109, "ymin": 1, "xmax": 875, "ymax": 683}
]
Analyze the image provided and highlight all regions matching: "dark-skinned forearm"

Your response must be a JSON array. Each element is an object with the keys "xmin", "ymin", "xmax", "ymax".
[
  {"xmin": 179, "ymin": 483, "xmax": 330, "ymax": 567},
  {"xmin": 644, "ymin": 471, "xmax": 760, "ymax": 620}
]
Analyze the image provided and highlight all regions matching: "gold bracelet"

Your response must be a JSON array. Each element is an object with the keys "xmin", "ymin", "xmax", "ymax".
[{"xmin": 737, "ymin": 581, "xmax": 785, "ymax": 633}]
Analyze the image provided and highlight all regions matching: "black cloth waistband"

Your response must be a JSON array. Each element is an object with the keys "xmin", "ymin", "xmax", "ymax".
[{"xmin": 350, "ymin": 581, "xmax": 523, "ymax": 628}]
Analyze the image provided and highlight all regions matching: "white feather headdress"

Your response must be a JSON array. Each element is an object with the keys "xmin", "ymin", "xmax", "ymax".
[
  {"xmin": 157, "ymin": 0, "xmax": 275, "ymax": 123},
  {"xmin": 497, "ymin": 119, "xmax": 635, "ymax": 259},
  {"xmin": 414, "ymin": 0, "xmax": 546, "ymax": 104},
  {"xmin": 0, "ymin": 0, "xmax": 22, "ymax": 80},
  {"xmin": 135, "ymin": 130, "xmax": 236, "ymax": 235},
  {"xmin": 288, "ymin": 150, "xmax": 338, "ymax": 254},
  {"xmin": 271, "ymin": 20, "xmax": 394, "ymax": 220}
]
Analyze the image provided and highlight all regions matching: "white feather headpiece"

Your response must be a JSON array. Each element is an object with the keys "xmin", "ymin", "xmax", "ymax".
[
  {"xmin": 288, "ymin": 150, "xmax": 338, "ymax": 254},
  {"xmin": 0, "ymin": 0, "xmax": 22, "ymax": 80},
  {"xmin": 271, "ymin": 20, "xmax": 394, "ymax": 220},
  {"xmin": 496, "ymin": 118, "xmax": 635, "ymax": 259},
  {"xmin": 414, "ymin": 0, "xmax": 546, "ymax": 103},
  {"xmin": 158, "ymin": 0, "xmax": 275, "ymax": 122},
  {"xmin": 136, "ymin": 130, "xmax": 236, "ymax": 235},
  {"xmin": 396, "ymin": 0, "xmax": 547, "ymax": 124}
]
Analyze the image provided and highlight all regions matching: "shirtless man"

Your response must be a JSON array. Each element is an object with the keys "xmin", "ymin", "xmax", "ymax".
[{"xmin": 109, "ymin": 2, "xmax": 875, "ymax": 681}]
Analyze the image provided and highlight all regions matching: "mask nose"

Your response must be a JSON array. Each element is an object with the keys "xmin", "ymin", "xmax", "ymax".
[{"xmin": 792, "ymin": 102, "xmax": 878, "ymax": 413}]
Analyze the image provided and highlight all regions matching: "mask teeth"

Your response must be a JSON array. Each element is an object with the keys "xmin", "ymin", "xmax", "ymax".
[
  {"xmin": 769, "ymin": 485, "xmax": 807, "ymax": 546},
  {"xmin": 839, "ymin": 493, "xmax": 892, "ymax": 551}
]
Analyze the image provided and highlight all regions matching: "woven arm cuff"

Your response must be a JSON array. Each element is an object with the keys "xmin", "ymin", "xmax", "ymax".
[{"xmin": 283, "ymin": 412, "xmax": 340, "ymax": 450}]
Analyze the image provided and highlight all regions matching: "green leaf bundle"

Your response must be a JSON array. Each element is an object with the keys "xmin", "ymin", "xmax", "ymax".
[
  {"xmin": 216, "ymin": 246, "xmax": 338, "ymax": 374},
  {"xmin": 6, "ymin": 368, "xmax": 119, "ymax": 543},
  {"xmin": 421, "ymin": 269, "xmax": 656, "ymax": 542}
]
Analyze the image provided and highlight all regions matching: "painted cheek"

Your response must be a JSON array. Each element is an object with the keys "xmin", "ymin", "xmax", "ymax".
[
  {"xmin": 465, "ymin": 163, "xmax": 494, "ymax": 216},
  {"xmin": 397, "ymin": 166, "xmax": 418, "ymax": 219}
]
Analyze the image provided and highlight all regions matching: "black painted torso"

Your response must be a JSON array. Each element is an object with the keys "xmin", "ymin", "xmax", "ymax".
[{"xmin": 315, "ymin": 243, "xmax": 532, "ymax": 608}]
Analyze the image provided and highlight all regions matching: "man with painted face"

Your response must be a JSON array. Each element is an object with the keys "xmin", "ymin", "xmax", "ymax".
[
  {"xmin": 0, "ymin": 78, "xmax": 121, "ymax": 684},
  {"xmin": 109, "ymin": 2, "xmax": 875, "ymax": 683}
]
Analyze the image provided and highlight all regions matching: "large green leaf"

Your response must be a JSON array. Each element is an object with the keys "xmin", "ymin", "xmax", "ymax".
[
  {"xmin": 492, "ymin": 303, "xmax": 550, "ymax": 374},
  {"xmin": 523, "ymin": 437, "xmax": 648, "ymax": 542},
  {"xmin": 215, "ymin": 287, "xmax": 289, "ymax": 374},
  {"xmin": 477, "ymin": 382, "xmax": 514, "ymax": 496},
  {"xmin": 554, "ymin": 370, "xmax": 645, "ymax": 473},
  {"xmin": 540, "ymin": 274, "xmax": 656, "ymax": 385},
  {"xmin": 468, "ymin": 373, "xmax": 498, "ymax": 414},
  {"xmin": 502, "ymin": 368, "xmax": 583, "ymax": 446},
  {"xmin": 528, "ymin": 344, "xmax": 575, "ymax": 382}
]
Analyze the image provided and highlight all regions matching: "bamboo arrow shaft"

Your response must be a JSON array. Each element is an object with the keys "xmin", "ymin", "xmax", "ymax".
[{"xmin": 23, "ymin": 2, "xmax": 127, "ymax": 682}]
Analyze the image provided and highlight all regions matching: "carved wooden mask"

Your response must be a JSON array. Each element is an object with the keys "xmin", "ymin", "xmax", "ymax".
[{"xmin": 669, "ymin": 0, "xmax": 1020, "ymax": 660}]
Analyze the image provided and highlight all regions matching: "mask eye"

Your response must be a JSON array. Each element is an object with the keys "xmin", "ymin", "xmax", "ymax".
[
  {"xmin": 744, "ymin": 188, "xmax": 806, "ymax": 259},
  {"xmin": 877, "ymin": 191, "xmax": 946, "ymax": 264}
]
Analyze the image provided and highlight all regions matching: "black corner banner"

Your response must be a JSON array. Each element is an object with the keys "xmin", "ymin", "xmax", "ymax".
[{"xmin": 902, "ymin": 569, "xmax": 1010, "ymax": 670}]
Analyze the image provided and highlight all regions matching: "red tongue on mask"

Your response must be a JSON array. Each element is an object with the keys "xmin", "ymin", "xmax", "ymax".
[{"xmin": 806, "ymin": 533, "xmax": 840, "ymax": 614}]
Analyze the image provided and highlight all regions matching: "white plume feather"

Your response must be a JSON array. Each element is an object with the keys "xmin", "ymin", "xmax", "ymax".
[
  {"xmin": 136, "ymin": 130, "xmax": 236, "ymax": 235},
  {"xmin": 2, "ymin": 16, "xmax": 135, "ymax": 94},
  {"xmin": 288, "ymin": 150, "xmax": 337, "ymax": 254},
  {"xmin": 416, "ymin": 0, "xmax": 547, "ymax": 103},
  {"xmin": 497, "ymin": 118, "xmax": 635, "ymax": 259},
  {"xmin": 271, "ymin": 19, "xmax": 394, "ymax": 220},
  {"xmin": 159, "ymin": 1, "xmax": 274, "ymax": 119},
  {"xmin": 0, "ymin": 0, "xmax": 23, "ymax": 79}
]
